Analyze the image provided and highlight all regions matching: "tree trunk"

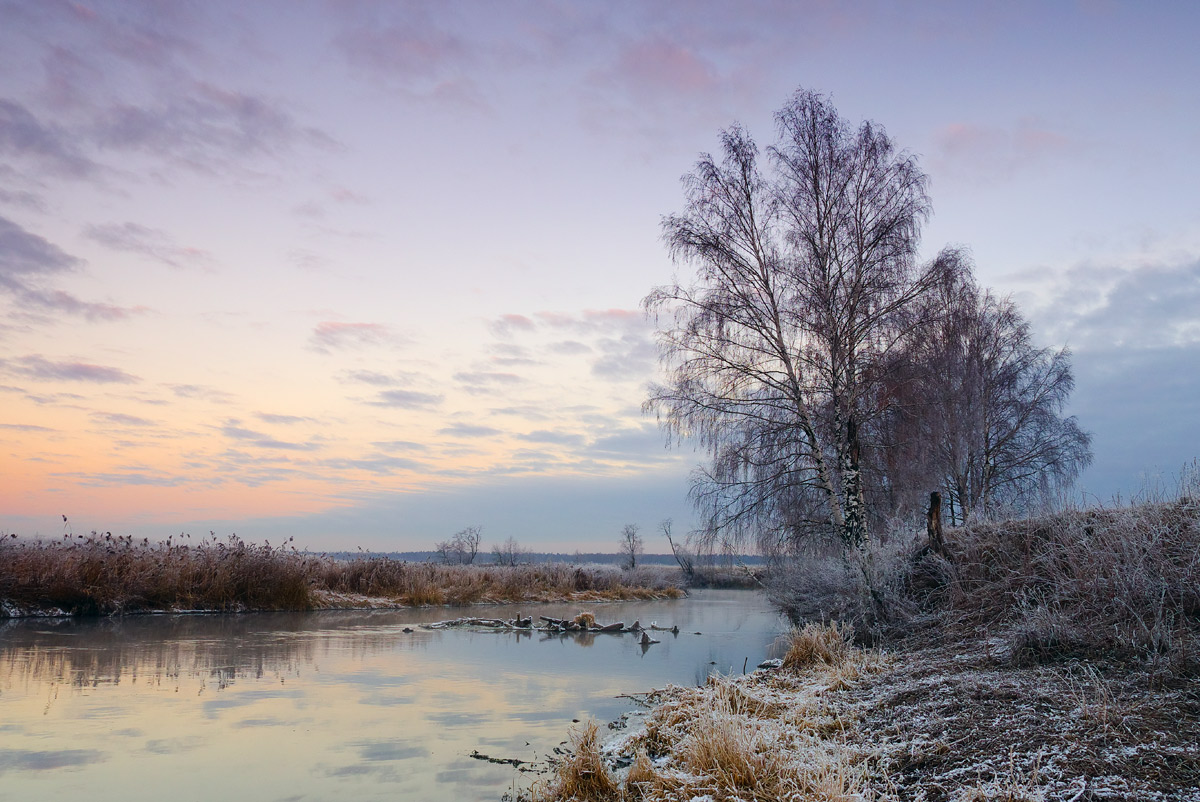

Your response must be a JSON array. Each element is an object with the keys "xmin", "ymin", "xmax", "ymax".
[
  {"xmin": 927, "ymin": 491, "xmax": 946, "ymax": 555},
  {"xmin": 841, "ymin": 417, "xmax": 868, "ymax": 548}
]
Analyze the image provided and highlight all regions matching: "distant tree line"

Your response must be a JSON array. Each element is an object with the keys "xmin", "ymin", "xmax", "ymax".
[{"xmin": 645, "ymin": 88, "xmax": 1092, "ymax": 556}]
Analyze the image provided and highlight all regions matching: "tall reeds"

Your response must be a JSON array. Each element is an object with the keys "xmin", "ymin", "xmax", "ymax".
[
  {"xmin": 0, "ymin": 534, "xmax": 683, "ymax": 616},
  {"xmin": 313, "ymin": 559, "xmax": 682, "ymax": 606},
  {"xmin": 0, "ymin": 533, "xmax": 314, "ymax": 614}
]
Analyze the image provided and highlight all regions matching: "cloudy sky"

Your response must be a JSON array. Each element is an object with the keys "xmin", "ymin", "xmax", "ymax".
[{"xmin": 2, "ymin": 1, "xmax": 1197, "ymax": 552}]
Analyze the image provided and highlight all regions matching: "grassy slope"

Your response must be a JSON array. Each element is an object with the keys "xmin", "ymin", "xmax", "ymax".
[{"xmin": 532, "ymin": 500, "xmax": 1200, "ymax": 801}]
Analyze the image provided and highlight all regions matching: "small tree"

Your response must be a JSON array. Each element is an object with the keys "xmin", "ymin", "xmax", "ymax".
[
  {"xmin": 435, "ymin": 526, "xmax": 482, "ymax": 565},
  {"xmin": 619, "ymin": 523, "xmax": 643, "ymax": 570},
  {"xmin": 661, "ymin": 518, "xmax": 695, "ymax": 581},
  {"xmin": 492, "ymin": 536, "xmax": 529, "ymax": 566},
  {"xmin": 884, "ymin": 255, "xmax": 1093, "ymax": 523}
]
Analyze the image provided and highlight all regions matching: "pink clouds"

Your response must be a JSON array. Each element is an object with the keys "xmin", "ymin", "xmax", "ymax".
[
  {"xmin": 309, "ymin": 321, "xmax": 395, "ymax": 353},
  {"xmin": 489, "ymin": 314, "xmax": 536, "ymax": 336},
  {"xmin": 84, "ymin": 221, "xmax": 212, "ymax": 268},
  {"xmin": 18, "ymin": 287, "xmax": 146, "ymax": 322},
  {"xmin": 4, "ymin": 355, "xmax": 140, "ymax": 384},
  {"xmin": 609, "ymin": 39, "xmax": 718, "ymax": 96},
  {"xmin": 337, "ymin": 25, "xmax": 468, "ymax": 79},
  {"xmin": 935, "ymin": 119, "xmax": 1075, "ymax": 179},
  {"xmin": 491, "ymin": 308, "xmax": 645, "ymax": 335}
]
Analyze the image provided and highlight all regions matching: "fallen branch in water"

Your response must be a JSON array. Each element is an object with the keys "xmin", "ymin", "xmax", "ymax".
[
  {"xmin": 423, "ymin": 612, "xmax": 676, "ymax": 641},
  {"xmin": 470, "ymin": 749, "xmax": 533, "ymax": 769}
]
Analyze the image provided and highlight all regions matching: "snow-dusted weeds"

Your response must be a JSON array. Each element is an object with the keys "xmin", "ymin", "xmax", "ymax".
[
  {"xmin": 529, "ymin": 623, "xmax": 1199, "ymax": 802},
  {"xmin": 530, "ymin": 623, "xmax": 887, "ymax": 802},
  {"xmin": 840, "ymin": 640, "xmax": 1199, "ymax": 801}
]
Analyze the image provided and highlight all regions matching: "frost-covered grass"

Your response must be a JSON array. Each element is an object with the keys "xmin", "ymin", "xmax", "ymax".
[
  {"xmin": 532, "ymin": 623, "xmax": 1199, "ymax": 801},
  {"xmin": 532, "ymin": 622, "xmax": 885, "ymax": 802},
  {"xmin": 840, "ymin": 640, "xmax": 1200, "ymax": 800},
  {"xmin": 533, "ymin": 496, "xmax": 1200, "ymax": 801},
  {"xmin": 0, "ymin": 534, "xmax": 682, "ymax": 617},
  {"xmin": 312, "ymin": 560, "xmax": 683, "ymax": 607},
  {"xmin": 932, "ymin": 497, "xmax": 1200, "ymax": 669},
  {"xmin": 770, "ymin": 497, "xmax": 1200, "ymax": 671}
]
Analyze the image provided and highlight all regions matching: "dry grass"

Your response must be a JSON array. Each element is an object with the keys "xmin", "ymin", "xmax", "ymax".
[
  {"xmin": 0, "ymin": 535, "xmax": 682, "ymax": 617},
  {"xmin": 924, "ymin": 498, "xmax": 1200, "ymax": 669},
  {"xmin": 532, "ymin": 721, "xmax": 623, "ymax": 802},
  {"xmin": 0, "ymin": 533, "xmax": 314, "ymax": 614},
  {"xmin": 534, "ymin": 622, "xmax": 879, "ymax": 802},
  {"xmin": 781, "ymin": 620, "xmax": 854, "ymax": 669},
  {"xmin": 754, "ymin": 498, "xmax": 1200, "ymax": 800},
  {"xmin": 771, "ymin": 497, "xmax": 1200, "ymax": 671},
  {"xmin": 313, "ymin": 560, "xmax": 683, "ymax": 607},
  {"xmin": 534, "ymin": 617, "xmax": 1199, "ymax": 800},
  {"xmin": 532, "ymin": 498, "xmax": 1200, "ymax": 802}
]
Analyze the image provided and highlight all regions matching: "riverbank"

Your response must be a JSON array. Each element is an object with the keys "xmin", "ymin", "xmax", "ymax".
[
  {"xmin": 532, "ymin": 623, "xmax": 1199, "ymax": 801},
  {"xmin": 531, "ymin": 499, "xmax": 1200, "ymax": 801},
  {"xmin": 0, "ymin": 533, "xmax": 682, "ymax": 617}
]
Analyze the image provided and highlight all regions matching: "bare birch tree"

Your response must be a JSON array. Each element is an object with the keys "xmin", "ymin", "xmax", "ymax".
[
  {"xmin": 646, "ymin": 89, "xmax": 935, "ymax": 552},
  {"xmin": 889, "ymin": 255, "xmax": 1093, "ymax": 523},
  {"xmin": 491, "ymin": 536, "xmax": 529, "ymax": 566},
  {"xmin": 619, "ymin": 524, "xmax": 643, "ymax": 570},
  {"xmin": 435, "ymin": 526, "xmax": 481, "ymax": 565}
]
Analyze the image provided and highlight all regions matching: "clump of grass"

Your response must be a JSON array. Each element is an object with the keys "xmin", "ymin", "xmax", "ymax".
[
  {"xmin": 781, "ymin": 620, "xmax": 854, "ymax": 670},
  {"xmin": 676, "ymin": 696, "xmax": 786, "ymax": 797},
  {"xmin": 532, "ymin": 721, "xmax": 622, "ymax": 802},
  {"xmin": 536, "ymin": 646, "xmax": 880, "ymax": 802}
]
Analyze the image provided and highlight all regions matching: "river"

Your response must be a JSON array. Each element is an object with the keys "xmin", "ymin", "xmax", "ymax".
[{"xmin": 0, "ymin": 589, "xmax": 784, "ymax": 801}]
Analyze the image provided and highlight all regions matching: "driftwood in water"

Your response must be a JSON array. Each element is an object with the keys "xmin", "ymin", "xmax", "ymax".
[
  {"xmin": 470, "ymin": 750, "xmax": 530, "ymax": 768},
  {"xmin": 426, "ymin": 616, "xmax": 509, "ymax": 629},
  {"xmin": 423, "ymin": 612, "xmax": 674, "ymax": 642},
  {"xmin": 539, "ymin": 615, "xmax": 627, "ymax": 632}
]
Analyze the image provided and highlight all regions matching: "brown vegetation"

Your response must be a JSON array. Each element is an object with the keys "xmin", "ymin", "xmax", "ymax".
[
  {"xmin": 0, "ymin": 534, "xmax": 683, "ymax": 617},
  {"xmin": 924, "ymin": 497, "xmax": 1200, "ymax": 669},
  {"xmin": 535, "ymin": 618, "xmax": 1199, "ymax": 801},
  {"xmin": 0, "ymin": 533, "xmax": 312, "ymax": 615},
  {"xmin": 531, "ymin": 498, "xmax": 1200, "ymax": 801},
  {"xmin": 313, "ymin": 559, "xmax": 683, "ymax": 608},
  {"xmin": 771, "ymin": 497, "xmax": 1200, "ymax": 672},
  {"xmin": 532, "ymin": 621, "xmax": 880, "ymax": 802}
]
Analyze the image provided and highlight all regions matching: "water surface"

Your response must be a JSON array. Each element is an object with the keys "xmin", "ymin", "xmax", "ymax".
[{"xmin": 0, "ymin": 589, "xmax": 783, "ymax": 801}]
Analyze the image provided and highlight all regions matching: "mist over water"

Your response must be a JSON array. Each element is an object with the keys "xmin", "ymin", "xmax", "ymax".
[{"xmin": 0, "ymin": 590, "xmax": 783, "ymax": 801}]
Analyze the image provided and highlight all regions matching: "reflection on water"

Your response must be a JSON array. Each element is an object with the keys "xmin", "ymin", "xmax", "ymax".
[{"xmin": 0, "ymin": 590, "xmax": 783, "ymax": 801}]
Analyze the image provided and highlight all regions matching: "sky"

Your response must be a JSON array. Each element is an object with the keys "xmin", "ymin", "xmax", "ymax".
[{"xmin": 1, "ymin": 1, "xmax": 1198, "ymax": 553}]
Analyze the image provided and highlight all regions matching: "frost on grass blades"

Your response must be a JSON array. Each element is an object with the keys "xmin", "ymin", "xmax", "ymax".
[{"xmin": 534, "ymin": 494, "xmax": 1200, "ymax": 801}]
